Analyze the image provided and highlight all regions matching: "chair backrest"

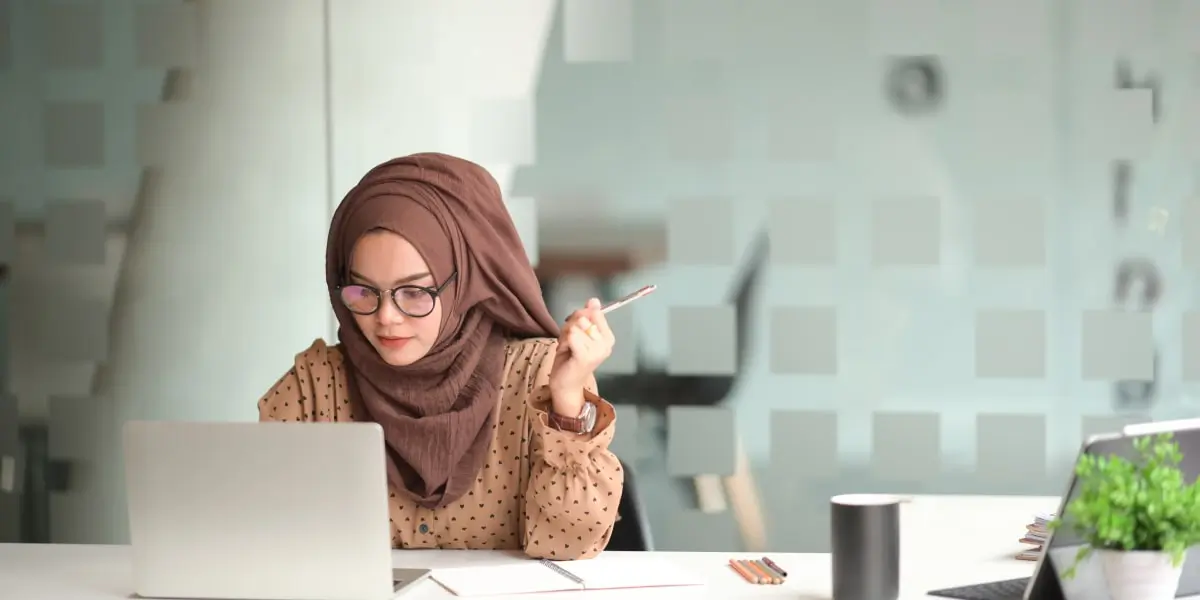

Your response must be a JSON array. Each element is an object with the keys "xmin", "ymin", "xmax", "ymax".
[{"xmin": 606, "ymin": 457, "xmax": 654, "ymax": 551}]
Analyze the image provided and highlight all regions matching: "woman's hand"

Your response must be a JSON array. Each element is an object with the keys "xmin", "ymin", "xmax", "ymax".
[{"xmin": 548, "ymin": 298, "xmax": 614, "ymax": 416}]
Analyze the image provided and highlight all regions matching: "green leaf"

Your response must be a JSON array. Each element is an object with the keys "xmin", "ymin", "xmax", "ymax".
[{"xmin": 1052, "ymin": 433, "xmax": 1200, "ymax": 580}]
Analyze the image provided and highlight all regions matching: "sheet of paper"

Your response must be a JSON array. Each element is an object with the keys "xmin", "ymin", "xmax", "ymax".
[
  {"xmin": 431, "ymin": 562, "xmax": 579, "ymax": 597},
  {"xmin": 562, "ymin": 554, "xmax": 707, "ymax": 590}
]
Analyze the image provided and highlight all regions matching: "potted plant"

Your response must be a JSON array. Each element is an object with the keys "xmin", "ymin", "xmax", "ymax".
[{"xmin": 1049, "ymin": 432, "xmax": 1200, "ymax": 600}]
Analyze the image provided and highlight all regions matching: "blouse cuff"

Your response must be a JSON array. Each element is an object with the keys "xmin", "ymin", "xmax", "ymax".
[{"xmin": 531, "ymin": 391, "xmax": 616, "ymax": 470}]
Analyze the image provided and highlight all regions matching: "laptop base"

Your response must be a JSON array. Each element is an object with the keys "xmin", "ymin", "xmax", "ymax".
[{"xmin": 928, "ymin": 577, "xmax": 1031, "ymax": 600}]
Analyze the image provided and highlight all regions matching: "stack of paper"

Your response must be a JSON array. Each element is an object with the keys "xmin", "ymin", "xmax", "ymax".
[{"xmin": 1016, "ymin": 513, "xmax": 1053, "ymax": 561}]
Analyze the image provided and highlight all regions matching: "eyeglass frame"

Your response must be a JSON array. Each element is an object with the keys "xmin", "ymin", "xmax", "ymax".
[{"xmin": 336, "ymin": 271, "xmax": 458, "ymax": 318}]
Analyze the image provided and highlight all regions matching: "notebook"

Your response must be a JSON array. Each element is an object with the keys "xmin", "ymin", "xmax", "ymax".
[
  {"xmin": 1015, "ymin": 512, "xmax": 1053, "ymax": 562},
  {"xmin": 431, "ymin": 555, "xmax": 706, "ymax": 597}
]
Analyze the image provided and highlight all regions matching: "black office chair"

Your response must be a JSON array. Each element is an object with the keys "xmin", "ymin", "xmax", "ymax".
[{"xmin": 607, "ymin": 457, "xmax": 654, "ymax": 551}]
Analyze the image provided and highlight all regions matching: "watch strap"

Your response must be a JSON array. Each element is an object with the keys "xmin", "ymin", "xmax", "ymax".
[
  {"xmin": 548, "ymin": 411, "xmax": 586, "ymax": 433},
  {"xmin": 548, "ymin": 401, "xmax": 595, "ymax": 434}
]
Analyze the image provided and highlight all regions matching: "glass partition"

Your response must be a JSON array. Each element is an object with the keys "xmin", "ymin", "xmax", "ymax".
[{"xmin": 2, "ymin": 0, "xmax": 1196, "ymax": 552}]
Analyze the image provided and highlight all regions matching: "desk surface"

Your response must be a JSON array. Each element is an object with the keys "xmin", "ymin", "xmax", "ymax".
[{"xmin": 1, "ymin": 495, "xmax": 1055, "ymax": 599}]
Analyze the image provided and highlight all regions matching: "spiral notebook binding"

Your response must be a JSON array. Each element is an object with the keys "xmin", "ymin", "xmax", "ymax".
[{"xmin": 539, "ymin": 558, "xmax": 584, "ymax": 585}]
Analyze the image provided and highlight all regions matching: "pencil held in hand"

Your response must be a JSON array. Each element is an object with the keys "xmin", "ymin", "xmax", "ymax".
[{"xmin": 600, "ymin": 285, "xmax": 656, "ymax": 314}]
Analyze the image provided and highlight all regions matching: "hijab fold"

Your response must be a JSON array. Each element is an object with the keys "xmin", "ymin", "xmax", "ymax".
[{"xmin": 326, "ymin": 153, "xmax": 558, "ymax": 509}]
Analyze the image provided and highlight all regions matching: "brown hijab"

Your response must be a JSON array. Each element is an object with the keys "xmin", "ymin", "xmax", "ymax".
[{"xmin": 326, "ymin": 153, "xmax": 559, "ymax": 509}]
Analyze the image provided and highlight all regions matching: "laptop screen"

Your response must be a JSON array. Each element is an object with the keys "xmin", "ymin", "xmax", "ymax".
[{"xmin": 1033, "ymin": 428, "xmax": 1200, "ymax": 600}]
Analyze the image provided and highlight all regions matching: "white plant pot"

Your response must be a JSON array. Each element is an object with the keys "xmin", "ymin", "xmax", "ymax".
[{"xmin": 1098, "ymin": 549, "xmax": 1184, "ymax": 600}]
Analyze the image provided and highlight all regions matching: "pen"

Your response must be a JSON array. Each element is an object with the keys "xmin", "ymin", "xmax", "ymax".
[
  {"xmin": 600, "ymin": 285, "xmax": 657, "ymax": 314},
  {"xmin": 539, "ymin": 558, "xmax": 584, "ymax": 585},
  {"xmin": 760, "ymin": 556, "xmax": 788, "ymax": 578}
]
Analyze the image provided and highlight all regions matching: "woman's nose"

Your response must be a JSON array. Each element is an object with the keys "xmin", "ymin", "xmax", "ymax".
[{"xmin": 374, "ymin": 295, "xmax": 406, "ymax": 324}]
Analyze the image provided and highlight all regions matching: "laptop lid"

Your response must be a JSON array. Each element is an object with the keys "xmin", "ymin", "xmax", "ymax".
[
  {"xmin": 123, "ymin": 421, "xmax": 395, "ymax": 600},
  {"xmin": 1123, "ymin": 419, "xmax": 1200, "ymax": 436},
  {"xmin": 1025, "ymin": 423, "xmax": 1200, "ymax": 600}
]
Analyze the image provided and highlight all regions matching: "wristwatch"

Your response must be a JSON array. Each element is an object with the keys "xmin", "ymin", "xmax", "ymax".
[{"xmin": 548, "ymin": 401, "xmax": 597, "ymax": 434}]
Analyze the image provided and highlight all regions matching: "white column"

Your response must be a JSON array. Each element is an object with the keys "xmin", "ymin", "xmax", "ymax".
[
  {"xmin": 51, "ymin": 0, "xmax": 332, "ymax": 544},
  {"xmin": 327, "ymin": 0, "xmax": 556, "ymax": 254}
]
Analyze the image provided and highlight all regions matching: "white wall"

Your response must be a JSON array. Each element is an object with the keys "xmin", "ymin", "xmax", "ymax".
[
  {"xmin": 327, "ymin": 0, "xmax": 556, "ymax": 267},
  {"xmin": 52, "ymin": 0, "xmax": 332, "ymax": 544}
]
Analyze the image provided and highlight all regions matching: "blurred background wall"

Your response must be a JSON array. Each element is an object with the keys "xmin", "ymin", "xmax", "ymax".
[{"xmin": 1, "ymin": 0, "xmax": 1199, "ymax": 552}]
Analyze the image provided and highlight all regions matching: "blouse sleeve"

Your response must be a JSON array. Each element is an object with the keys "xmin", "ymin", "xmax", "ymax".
[
  {"xmin": 519, "ymin": 339, "xmax": 624, "ymax": 560},
  {"xmin": 257, "ymin": 339, "xmax": 326, "ymax": 422}
]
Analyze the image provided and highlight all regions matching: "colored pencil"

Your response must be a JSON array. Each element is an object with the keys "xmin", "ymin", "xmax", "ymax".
[
  {"xmin": 747, "ymin": 559, "xmax": 782, "ymax": 584},
  {"xmin": 728, "ymin": 559, "xmax": 760, "ymax": 584}
]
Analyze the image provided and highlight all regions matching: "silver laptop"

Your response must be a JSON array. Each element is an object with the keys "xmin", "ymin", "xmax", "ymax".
[
  {"xmin": 929, "ymin": 419, "xmax": 1200, "ymax": 600},
  {"xmin": 123, "ymin": 421, "xmax": 430, "ymax": 600}
]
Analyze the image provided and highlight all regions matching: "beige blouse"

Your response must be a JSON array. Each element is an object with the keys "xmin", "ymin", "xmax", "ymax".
[{"xmin": 257, "ymin": 337, "xmax": 623, "ymax": 560}]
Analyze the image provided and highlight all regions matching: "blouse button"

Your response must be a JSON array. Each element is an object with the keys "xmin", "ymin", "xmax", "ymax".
[{"xmin": 419, "ymin": 523, "xmax": 430, "ymax": 534}]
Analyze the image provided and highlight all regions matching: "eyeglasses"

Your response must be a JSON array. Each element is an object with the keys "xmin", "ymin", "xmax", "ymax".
[{"xmin": 337, "ymin": 271, "xmax": 457, "ymax": 317}]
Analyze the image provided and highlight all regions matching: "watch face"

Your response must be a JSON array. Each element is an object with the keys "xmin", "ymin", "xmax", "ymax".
[{"xmin": 583, "ymin": 402, "xmax": 598, "ymax": 431}]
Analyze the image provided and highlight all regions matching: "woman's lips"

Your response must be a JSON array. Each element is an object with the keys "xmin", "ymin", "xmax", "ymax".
[{"xmin": 377, "ymin": 336, "xmax": 410, "ymax": 349}]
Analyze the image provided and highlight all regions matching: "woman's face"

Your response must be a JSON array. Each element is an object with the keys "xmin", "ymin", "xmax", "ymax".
[{"xmin": 344, "ymin": 230, "xmax": 446, "ymax": 366}]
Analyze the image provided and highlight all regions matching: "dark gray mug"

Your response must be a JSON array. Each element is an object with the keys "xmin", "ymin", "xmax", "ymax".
[{"xmin": 831, "ymin": 494, "xmax": 901, "ymax": 600}]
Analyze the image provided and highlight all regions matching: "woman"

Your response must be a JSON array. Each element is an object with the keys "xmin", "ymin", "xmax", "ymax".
[{"xmin": 258, "ymin": 153, "xmax": 623, "ymax": 560}]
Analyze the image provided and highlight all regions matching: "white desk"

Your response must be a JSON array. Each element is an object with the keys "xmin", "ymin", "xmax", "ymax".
[{"xmin": 0, "ymin": 495, "xmax": 1055, "ymax": 599}]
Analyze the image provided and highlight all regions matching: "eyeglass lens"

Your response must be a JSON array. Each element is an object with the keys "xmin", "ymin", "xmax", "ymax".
[{"xmin": 339, "ymin": 285, "xmax": 437, "ymax": 317}]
